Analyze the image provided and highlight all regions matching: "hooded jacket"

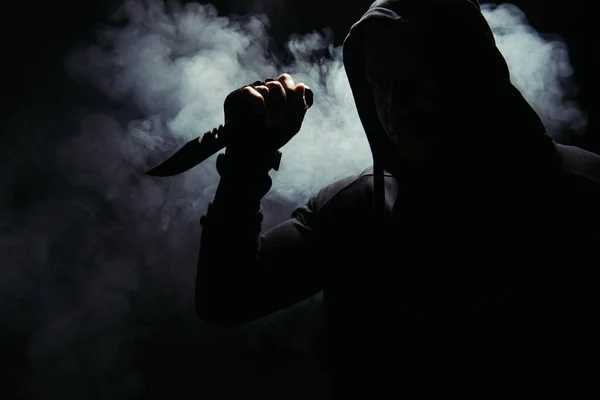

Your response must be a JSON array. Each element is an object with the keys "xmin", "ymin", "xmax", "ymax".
[{"xmin": 196, "ymin": 0, "xmax": 600, "ymax": 397}]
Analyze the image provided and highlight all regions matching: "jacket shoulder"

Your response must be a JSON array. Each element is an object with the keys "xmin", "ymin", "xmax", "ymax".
[
  {"xmin": 548, "ymin": 143, "xmax": 600, "ymax": 241},
  {"xmin": 555, "ymin": 143, "xmax": 600, "ymax": 188},
  {"xmin": 302, "ymin": 166, "xmax": 396, "ymax": 233},
  {"xmin": 309, "ymin": 166, "xmax": 379, "ymax": 213}
]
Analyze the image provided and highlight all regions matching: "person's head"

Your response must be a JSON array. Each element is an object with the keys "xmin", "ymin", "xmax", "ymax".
[
  {"xmin": 363, "ymin": 21, "xmax": 469, "ymax": 165},
  {"xmin": 343, "ymin": 0, "xmax": 549, "ymax": 188}
]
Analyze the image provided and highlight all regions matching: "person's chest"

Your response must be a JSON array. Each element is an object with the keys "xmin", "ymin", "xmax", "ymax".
[{"xmin": 321, "ymin": 178, "xmax": 599, "ymax": 394}]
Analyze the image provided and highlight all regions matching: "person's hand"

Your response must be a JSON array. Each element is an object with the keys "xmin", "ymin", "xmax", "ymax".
[
  {"xmin": 224, "ymin": 74, "xmax": 313, "ymax": 152},
  {"xmin": 216, "ymin": 74, "xmax": 313, "ymax": 184},
  {"xmin": 241, "ymin": 73, "xmax": 311, "ymax": 127}
]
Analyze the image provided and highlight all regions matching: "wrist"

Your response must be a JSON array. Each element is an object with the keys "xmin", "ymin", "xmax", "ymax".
[
  {"xmin": 203, "ymin": 198, "xmax": 264, "ymax": 233},
  {"xmin": 212, "ymin": 175, "xmax": 268, "ymax": 213},
  {"xmin": 221, "ymin": 149, "xmax": 282, "ymax": 174}
]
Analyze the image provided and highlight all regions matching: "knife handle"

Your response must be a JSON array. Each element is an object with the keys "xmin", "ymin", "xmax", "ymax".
[{"xmin": 204, "ymin": 124, "xmax": 282, "ymax": 171}]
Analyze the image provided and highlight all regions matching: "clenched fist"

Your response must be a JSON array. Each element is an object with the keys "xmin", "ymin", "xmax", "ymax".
[
  {"xmin": 217, "ymin": 74, "xmax": 313, "ymax": 182},
  {"xmin": 224, "ymin": 74, "xmax": 313, "ymax": 151},
  {"xmin": 241, "ymin": 74, "xmax": 312, "ymax": 128}
]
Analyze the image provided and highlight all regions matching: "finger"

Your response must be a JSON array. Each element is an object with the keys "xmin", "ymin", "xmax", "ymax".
[
  {"xmin": 254, "ymin": 85, "xmax": 279, "ymax": 127},
  {"xmin": 282, "ymin": 83, "xmax": 310, "ymax": 142},
  {"xmin": 253, "ymin": 85, "xmax": 269, "ymax": 95},
  {"xmin": 241, "ymin": 86, "xmax": 265, "ymax": 115},
  {"xmin": 277, "ymin": 74, "xmax": 307, "ymax": 115},
  {"xmin": 291, "ymin": 83, "xmax": 309, "ymax": 111},
  {"xmin": 265, "ymin": 81, "xmax": 287, "ymax": 122},
  {"xmin": 253, "ymin": 85, "xmax": 270, "ymax": 110},
  {"xmin": 277, "ymin": 73, "xmax": 296, "ymax": 94}
]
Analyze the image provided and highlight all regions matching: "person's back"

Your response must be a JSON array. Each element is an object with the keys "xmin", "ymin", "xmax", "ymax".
[{"xmin": 194, "ymin": 0, "xmax": 600, "ymax": 397}]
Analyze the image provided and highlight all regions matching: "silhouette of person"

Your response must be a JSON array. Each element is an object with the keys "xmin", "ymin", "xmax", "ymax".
[{"xmin": 196, "ymin": 0, "xmax": 600, "ymax": 398}]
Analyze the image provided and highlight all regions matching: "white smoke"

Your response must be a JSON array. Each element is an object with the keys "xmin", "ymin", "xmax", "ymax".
[
  {"xmin": 66, "ymin": 0, "xmax": 371, "ymax": 206},
  {"xmin": 481, "ymin": 2, "xmax": 587, "ymax": 139},
  {"xmin": 66, "ymin": 0, "xmax": 586, "ymax": 204},
  {"xmin": 0, "ymin": 0, "xmax": 586, "ymax": 398}
]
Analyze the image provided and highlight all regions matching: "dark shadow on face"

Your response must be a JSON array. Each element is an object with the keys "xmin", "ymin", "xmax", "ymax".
[{"xmin": 364, "ymin": 23, "xmax": 465, "ymax": 164}]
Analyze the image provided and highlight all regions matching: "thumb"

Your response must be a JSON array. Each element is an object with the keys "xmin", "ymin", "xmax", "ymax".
[{"xmin": 293, "ymin": 84, "xmax": 313, "ymax": 110}]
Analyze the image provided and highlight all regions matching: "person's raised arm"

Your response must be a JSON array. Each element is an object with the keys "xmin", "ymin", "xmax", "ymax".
[{"xmin": 195, "ymin": 74, "xmax": 321, "ymax": 327}]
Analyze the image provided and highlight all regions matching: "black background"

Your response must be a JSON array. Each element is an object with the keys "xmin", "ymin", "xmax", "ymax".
[
  {"xmin": 0, "ymin": 1, "xmax": 595, "ymax": 399},
  {"xmin": 1, "ymin": 0, "xmax": 595, "ymax": 149}
]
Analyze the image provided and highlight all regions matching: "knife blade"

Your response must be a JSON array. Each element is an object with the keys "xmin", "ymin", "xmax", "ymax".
[{"xmin": 145, "ymin": 125, "xmax": 228, "ymax": 177}]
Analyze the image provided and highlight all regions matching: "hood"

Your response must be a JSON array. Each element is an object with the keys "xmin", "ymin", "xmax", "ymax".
[{"xmin": 342, "ymin": 0, "xmax": 557, "ymax": 188}]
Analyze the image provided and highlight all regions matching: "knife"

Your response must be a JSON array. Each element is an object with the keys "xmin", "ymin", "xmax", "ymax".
[{"xmin": 145, "ymin": 86, "xmax": 313, "ymax": 177}]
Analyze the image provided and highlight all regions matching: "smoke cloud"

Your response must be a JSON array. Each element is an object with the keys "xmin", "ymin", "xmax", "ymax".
[
  {"xmin": 0, "ymin": 0, "xmax": 587, "ymax": 399},
  {"xmin": 482, "ymin": 2, "xmax": 587, "ymax": 139}
]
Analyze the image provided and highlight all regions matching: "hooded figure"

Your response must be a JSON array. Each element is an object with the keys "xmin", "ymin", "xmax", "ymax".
[{"xmin": 196, "ymin": 0, "xmax": 600, "ymax": 397}]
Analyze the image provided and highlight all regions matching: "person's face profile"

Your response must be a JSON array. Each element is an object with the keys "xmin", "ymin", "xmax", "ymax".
[{"xmin": 363, "ymin": 24, "xmax": 455, "ymax": 162}]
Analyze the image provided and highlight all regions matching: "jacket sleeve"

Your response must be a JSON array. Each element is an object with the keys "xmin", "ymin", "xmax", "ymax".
[{"xmin": 195, "ymin": 172, "xmax": 324, "ymax": 327}]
